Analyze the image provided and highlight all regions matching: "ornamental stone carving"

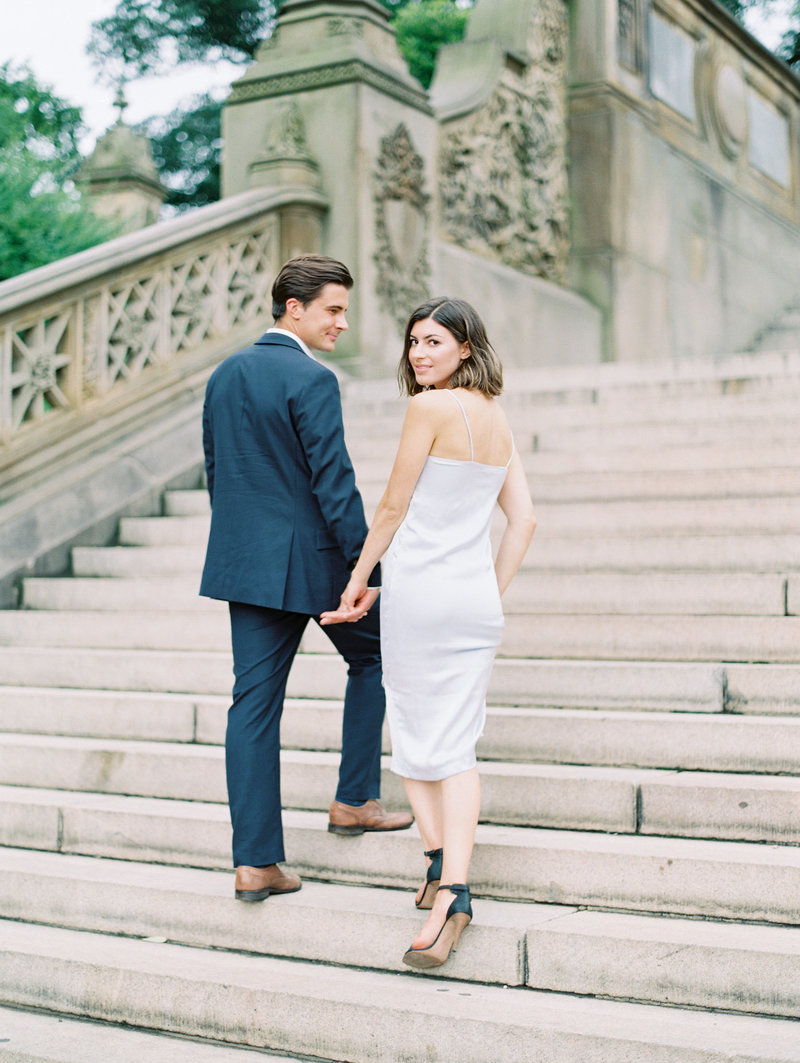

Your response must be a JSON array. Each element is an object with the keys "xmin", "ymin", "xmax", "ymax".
[
  {"xmin": 438, "ymin": 0, "xmax": 569, "ymax": 281},
  {"xmin": 440, "ymin": 83, "xmax": 568, "ymax": 281},
  {"xmin": 373, "ymin": 124, "xmax": 431, "ymax": 329}
]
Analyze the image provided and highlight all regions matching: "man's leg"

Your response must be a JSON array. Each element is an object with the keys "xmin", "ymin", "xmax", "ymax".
[
  {"xmin": 227, "ymin": 602, "xmax": 306, "ymax": 867},
  {"xmin": 317, "ymin": 606, "xmax": 413, "ymax": 834},
  {"xmin": 316, "ymin": 605, "xmax": 383, "ymax": 804}
]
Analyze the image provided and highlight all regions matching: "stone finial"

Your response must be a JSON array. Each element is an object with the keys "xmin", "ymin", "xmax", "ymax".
[{"xmin": 78, "ymin": 93, "xmax": 166, "ymax": 234}]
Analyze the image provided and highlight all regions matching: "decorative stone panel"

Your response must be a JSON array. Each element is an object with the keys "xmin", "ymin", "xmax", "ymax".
[
  {"xmin": 437, "ymin": 0, "xmax": 569, "ymax": 281},
  {"xmin": 373, "ymin": 124, "xmax": 431, "ymax": 329}
]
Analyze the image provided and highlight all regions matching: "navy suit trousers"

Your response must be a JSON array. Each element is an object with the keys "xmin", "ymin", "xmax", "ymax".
[{"xmin": 226, "ymin": 601, "xmax": 385, "ymax": 867}]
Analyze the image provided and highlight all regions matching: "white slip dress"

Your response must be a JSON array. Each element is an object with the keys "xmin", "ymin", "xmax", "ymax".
[{"xmin": 380, "ymin": 391, "xmax": 513, "ymax": 781}]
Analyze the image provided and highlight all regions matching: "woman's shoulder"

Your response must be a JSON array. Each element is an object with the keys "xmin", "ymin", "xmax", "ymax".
[{"xmin": 407, "ymin": 388, "xmax": 457, "ymax": 414}]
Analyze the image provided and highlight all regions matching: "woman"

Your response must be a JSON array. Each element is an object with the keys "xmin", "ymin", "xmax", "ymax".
[{"xmin": 321, "ymin": 297, "xmax": 536, "ymax": 969}]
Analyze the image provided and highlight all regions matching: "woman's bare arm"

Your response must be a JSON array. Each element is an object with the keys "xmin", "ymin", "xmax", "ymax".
[{"xmin": 494, "ymin": 451, "xmax": 536, "ymax": 596}]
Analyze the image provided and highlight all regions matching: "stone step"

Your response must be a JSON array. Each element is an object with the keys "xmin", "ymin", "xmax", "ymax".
[
  {"xmin": 356, "ymin": 463, "xmax": 800, "ymax": 501},
  {"xmin": 347, "ymin": 393, "xmax": 800, "ymax": 433},
  {"xmin": 525, "ymin": 534, "xmax": 800, "ymax": 572},
  {"xmin": 3, "ymin": 733, "xmax": 800, "ymax": 842},
  {"xmin": 516, "ymin": 440, "xmax": 800, "ymax": 475},
  {"xmin": 0, "ymin": 643, "xmax": 728, "ymax": 710},
  {"xmin": 4, "ymin": 687, "xmax": 800, "ymax": 774},
  {"xmin": 0, "ymin": 847, "xmax": 559, "ymax": 990},
  {"xmin": 3, "ymin": 790, "xmax": 800, "ymax": 921},
  {"xmin": 0, "ymin": 681, "xmax": 774, "ymax": 764},
  {"xmin": 494, "ymin": 614, "xmax": 800, "ymax": 663},
  {"xmin": 0, "ymin": 1004, "xmax": 298, "ymax": 1063},
  {"xmin": 7, "ymin": 644, "xmax": 798, "ymax": 714},
  {"xmin": 7, "ymin": 609, "xmax": 800, "ymax": 663},
  {"xmin": 20, "ymin": 570, "xmax": 794, "ymax": 616},
  {"xmin": 5, "ymin": 922, "xmax": 800, "ymax": 1063},
  {"xmin": 117, "ymin": 496, "xmax": 800, "ymax": 544},
  {"xmin": 167, "ymin": 455, "xmax": 800, "ymax": 513},
  {"xmin": 528, "ymin": 417, "xmax": 800, "ymax": 454},
  {"xmin": 70, "ymin": 535, "xmax": 800, "ymax": 576},
  {"xmin": 347, "ymin": 418, "xmax": 800, "ymax": 463},
  {"xmin": 3, "ymin": 847, "xmax": 800, "ymax": 1018}
]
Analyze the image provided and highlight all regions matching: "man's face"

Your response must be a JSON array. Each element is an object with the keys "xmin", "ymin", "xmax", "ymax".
[{"xmin": 288, "ymin": 283, "xmax": 350, "ymax": 353}]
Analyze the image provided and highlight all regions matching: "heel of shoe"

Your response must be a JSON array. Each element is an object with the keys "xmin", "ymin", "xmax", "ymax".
[
  {"xmin": 403, "ymin": 883, "xmax": 472, "ymax": 970},
  {"xmin": 415, "ymin": 847, "xmax": 443, "ymax": 910}
]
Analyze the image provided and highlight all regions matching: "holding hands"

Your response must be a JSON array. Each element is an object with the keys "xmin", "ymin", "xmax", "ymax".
[{"xmin": 320, "ymin": 578, "xmax": 379, "ymax": 625}]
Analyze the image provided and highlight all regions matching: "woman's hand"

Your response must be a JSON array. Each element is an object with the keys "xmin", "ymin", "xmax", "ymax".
[{"xmin": 320, "ymin": 580, "xmax": 379, "ymax": 625}]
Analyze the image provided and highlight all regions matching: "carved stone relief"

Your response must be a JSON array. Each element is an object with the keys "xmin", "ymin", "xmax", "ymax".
[
  {"xmin": 439, "ymin": 0, "xmax": 569, "ymax": 281},
  {"xmin": 373, "ymin": 124, "xmax": 431, "ymax": 329},
  {"xmin": 618, "ymin": 0, "xmax": 645, "ymax": 72},
  {"xmin": 328, "ymin": 17, "xmax": 365, "ymax": 38},
  {"xmin": 440, "ymin": 82, "xmax": 568, "ymax": 281}
]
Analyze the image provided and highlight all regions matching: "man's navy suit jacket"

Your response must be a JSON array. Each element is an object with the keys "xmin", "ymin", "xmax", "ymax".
[{"xmin": 199, "ymin": 331, "xmax": 373, "ymax": 615}]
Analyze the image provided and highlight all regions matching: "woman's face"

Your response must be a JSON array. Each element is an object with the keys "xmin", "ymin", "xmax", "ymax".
[{"xmin": 407, "ymin": 316, "xmax": 469, "ymax": 389}]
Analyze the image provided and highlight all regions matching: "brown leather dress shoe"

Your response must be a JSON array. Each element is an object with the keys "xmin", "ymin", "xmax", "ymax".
[
  {"xmin": 328, "ymin": 799, "xmax": 414, "ymax": 836},
  {"xmin": 234, "ymin": 863, "xmax": 302, "ymax": 901}
]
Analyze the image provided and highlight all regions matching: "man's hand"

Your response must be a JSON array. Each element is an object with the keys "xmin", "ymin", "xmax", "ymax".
[{"xmin": 320, "ymin": 582, "xmax": 379, "ymax": 625}]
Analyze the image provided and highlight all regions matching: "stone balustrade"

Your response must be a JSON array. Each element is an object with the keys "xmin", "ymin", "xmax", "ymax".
[{"xmin": 0, "ymin": 186, "xmax": 326, "ymax": 464}]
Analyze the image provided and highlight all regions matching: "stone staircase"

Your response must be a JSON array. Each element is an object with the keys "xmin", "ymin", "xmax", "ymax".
[{"xmin": 2, "ymin": 354, "xmax": 800, "ymax": 1061}]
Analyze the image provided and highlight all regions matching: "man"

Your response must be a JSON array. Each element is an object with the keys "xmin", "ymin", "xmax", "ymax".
[{"xmin": 200, "ymin": 254, "xmax": 413, "ymax": 901}]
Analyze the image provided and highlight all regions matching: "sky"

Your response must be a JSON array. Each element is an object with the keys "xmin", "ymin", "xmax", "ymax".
[
  {"xmin": 2, "ymin": 0, "xmax": 241, "ymax": 150},
  {"xmin": 1, "ymin": 0, "xmax": 795, "ymax": 153}
]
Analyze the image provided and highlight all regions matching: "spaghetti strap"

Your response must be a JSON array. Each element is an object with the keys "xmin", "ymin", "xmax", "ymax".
[
  {"xmin": 505, "ymin": 432, "xmax": 516, "ymax": 468},
  {"xmin": 445, "ymin": 389, "xmax": 474, "ymax": 461}
]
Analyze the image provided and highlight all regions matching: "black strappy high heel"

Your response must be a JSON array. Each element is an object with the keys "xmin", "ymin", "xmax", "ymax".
[
  {"xmin": 415, "ymin": 847, "xmax": 443, "ymax": 909},
  {"xmin": 403, "ymin": 884, "xmax": 472, "ymax": 969}
]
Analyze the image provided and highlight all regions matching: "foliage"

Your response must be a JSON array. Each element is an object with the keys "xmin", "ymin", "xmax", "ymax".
[
  {"xmin": 0, "ymin": 61, "xmax": 84, "ymax": 168},
  {"xmin": 394, "ymin": 0, "xmax": 470, "ymax": 88},
  {"xmin": 137, "ymin": 93, "xmax": 222, "ymax": 211},
  {"xmin": 776, "ymin": 5, "xmax": 800, "ymax": 67},
  {"xmin": 714, "ymin": 0, "xmax": 799, "ymax": 68},
  {"xmin": 88, "ymin": 0, "xmax": 277, "ymax": 81},
  {"xmin": 0, "ymin": 64, "xmax": 116, "ymax": 281}
]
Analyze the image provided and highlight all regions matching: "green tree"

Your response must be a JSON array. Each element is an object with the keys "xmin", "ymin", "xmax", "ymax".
[
  {"xmin": 137, "ymin": 93, "xmax": 222, "ymax": 210},
  {"xmin": 88, "ymin": 0, "xmax": 277, "ymax": 80},
  {"xmin": 776, "ymin": 7, "xmax": 800, "ymax": 67},
  {"xmin": 0, "ymin": 63, "xmax": 116, "ymax": 281},
  {"xmin": 88, "ymin": 0, "xmax": 473, "ymax": 208},
  {"xmin": 394, "ymin": 0, "xmax": 470, "ymax": 88}
]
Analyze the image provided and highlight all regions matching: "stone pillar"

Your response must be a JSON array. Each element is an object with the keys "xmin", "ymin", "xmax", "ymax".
[
  {"xmin": 221, "ymin": 0, "xmax": 436, "ymax": 375},
  {"xmin": 79, "ymin": 92, "xmax": 166, "ymax": 234}
]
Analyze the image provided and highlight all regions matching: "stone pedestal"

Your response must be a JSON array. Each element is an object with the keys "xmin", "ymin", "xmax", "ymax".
[
  {"xmin": 80, "ymin": 96, "xmax": 166, "ymax": 235},
  {"xmin": 222, "ymin": 0, "xmax": 435, "ymax": 375}
]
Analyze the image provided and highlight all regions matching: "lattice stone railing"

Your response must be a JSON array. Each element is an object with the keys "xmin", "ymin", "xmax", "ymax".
[{"xmin": 0, "ymin": 186, "xmax": 326, "ymax": 460}]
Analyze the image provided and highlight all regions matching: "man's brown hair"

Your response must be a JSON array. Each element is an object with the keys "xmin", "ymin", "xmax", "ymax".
[{"xmin": 272, "ymin": 255, "xmax": 354, "ymax": 320}]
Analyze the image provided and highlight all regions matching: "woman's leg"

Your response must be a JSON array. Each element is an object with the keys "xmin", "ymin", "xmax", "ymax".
[
  {"xmin": 402, "ymin": 777, "xmax": 443, "ymax": 903},
  {"xmin": 411, "ymin": 766, "xmax": 480, "ymax": 947}
]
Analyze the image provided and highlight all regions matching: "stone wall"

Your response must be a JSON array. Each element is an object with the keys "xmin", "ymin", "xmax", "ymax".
[
  {"xmin": 222, "ymin": 0, "xmax": 603, "ymax": 374},
  {"xmin": 569, "ymin": 0, "xmax": 800, "ymax": 361}
]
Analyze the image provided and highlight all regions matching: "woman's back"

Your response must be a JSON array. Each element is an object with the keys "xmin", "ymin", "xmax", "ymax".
[{"xmin": 427, "ymin": 387, "xmax": 513, "ymax": 468}]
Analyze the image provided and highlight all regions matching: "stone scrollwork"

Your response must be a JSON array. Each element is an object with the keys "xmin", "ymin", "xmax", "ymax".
[
  {"xmin": 439, "ymin": 0, "xmax": 569, "ymax": 281},
  {"xmin": 1, "ymin": 220, "xmax": 278, "ymax": 444},
  {"xmin": 440, "ymin": 83, "xmax": 569, "ymax": 281},
  {"xmin": 373, "ymin": 124, "xmax": 431, "ymax": 329}
]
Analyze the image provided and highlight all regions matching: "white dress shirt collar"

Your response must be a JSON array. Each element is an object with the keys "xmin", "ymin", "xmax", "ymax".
[{"xmin": 267, "ymin": 327, "xmax": 315, "ymax": 361}]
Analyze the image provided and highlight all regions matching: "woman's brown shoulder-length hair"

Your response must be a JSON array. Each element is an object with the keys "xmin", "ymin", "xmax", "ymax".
[{"xmin": 397, "ymin": 297, "xmax": 503, "ymax": 397}]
